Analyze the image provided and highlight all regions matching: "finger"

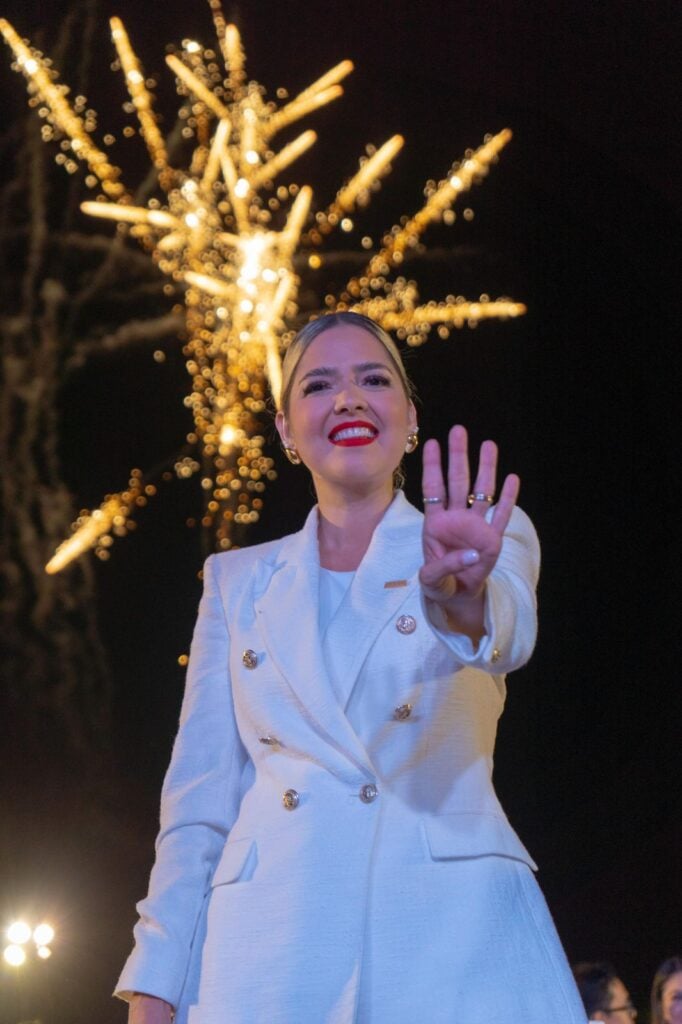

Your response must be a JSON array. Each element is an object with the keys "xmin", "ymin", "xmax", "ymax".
[
  {"xmin": 420, "ymin": 547, "xmax": 481, "ymax": 589},
  {"xmin": 421, "ymin": 438, "xmax": 447, "ymax": 514},
  {"xmin": 490, "ymin": 473, "xmax": 520, "ymax": 534},
  {"xmin": 446, "ymin": 424, "xmax": 470, "ymax": 509},
  {"xmin": 469, "ymin": 439, "xmax": 498, "ymax": 518},
  {"xmin": 419, "ymin": 572, "xmax": 457, "ymax": 602}
]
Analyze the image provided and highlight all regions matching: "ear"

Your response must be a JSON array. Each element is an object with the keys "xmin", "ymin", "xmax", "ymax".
[
  {"xmin": 275, "ymin": 409, "xmax": 291, "ymax": 447},
  {"xmin": 407, "ymin": 400, "xmax": 418, "ymax": 433}
]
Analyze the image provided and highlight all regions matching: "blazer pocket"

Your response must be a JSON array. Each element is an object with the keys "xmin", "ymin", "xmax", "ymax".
[
  {"xmin": 422, "ymin": 812, "xmax": 538, "ymax": 871},
  {"xmin": 211, "ymin": 837, "xmax": 258, "ymax": 888}
]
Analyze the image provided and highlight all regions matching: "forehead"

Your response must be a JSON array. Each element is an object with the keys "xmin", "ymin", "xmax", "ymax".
[
  {"xmin": 610, "ymin": 979, "xmax": 630, "ymax": 1002},
  {"xmin": 294, "ymin": 324, "xmax": 393, "ymax": 377},
  {"xmin": 663, "ymin": 972, "xmax": 682, "ymax": 996}
]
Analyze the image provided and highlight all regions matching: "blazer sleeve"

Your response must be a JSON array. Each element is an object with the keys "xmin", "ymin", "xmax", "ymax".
[
  {"xmin": 421, "ymin": 505, "xmax": 541, "ymax": 674},
  {"xmin": 114, "ymin": 554, "xmax": 248, "ymax": 1007}
]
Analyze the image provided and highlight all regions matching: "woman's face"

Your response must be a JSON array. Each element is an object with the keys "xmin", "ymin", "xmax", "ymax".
[
  {"xmin": 276, "ymin": 323, "xmax": 416, "ymax": 497},
  {"xmin": 662, "ymin": 972, "xmax": 682, "ymax": 1024}
]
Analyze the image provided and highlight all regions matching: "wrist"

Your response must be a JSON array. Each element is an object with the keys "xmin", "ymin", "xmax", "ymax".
[
  {"xmin": 437, "ymin": 588, "xmax": 486, "ymax": 643},
  {"xmin": 129, "ymin": 993, "xmax": 175, "ymax": 1020}
]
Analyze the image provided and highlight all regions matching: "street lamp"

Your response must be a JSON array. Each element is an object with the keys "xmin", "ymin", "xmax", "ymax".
[{"xmin": 3, "ymin": 919, "xmax": 56, "ymax": 966}]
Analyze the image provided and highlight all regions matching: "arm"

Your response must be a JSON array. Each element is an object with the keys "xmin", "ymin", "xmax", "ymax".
[
  {"xmin": 419, "ymin": 425, "xmax": 540, "ymax": 673},
  {"xmin": 115, "ymin": 555, "xmax": 248, "ymax": 1009},
  {"xmin": 127, "ymin": 993, "xmax": 174, "ymax": 1024}
]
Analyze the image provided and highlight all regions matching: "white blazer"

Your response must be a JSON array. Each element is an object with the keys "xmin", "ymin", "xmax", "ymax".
[{"xmin": 116, "ymin": 491, "xmax": 561, "ymax": 1023}]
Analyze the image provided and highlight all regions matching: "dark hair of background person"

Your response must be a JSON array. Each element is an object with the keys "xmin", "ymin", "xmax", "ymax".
[
  {"xmin": 573, "ymin": 962, "xmax": 621, "ymax": 1018},
  {"xmin": 651, "ymin": 956, "xmax": 682, "ymax": 1024}
]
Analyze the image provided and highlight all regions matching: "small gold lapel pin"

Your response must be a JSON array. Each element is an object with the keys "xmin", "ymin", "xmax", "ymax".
[{"xmin": 384, "ymin": 579, "xmax": 408, "ymax": 589}]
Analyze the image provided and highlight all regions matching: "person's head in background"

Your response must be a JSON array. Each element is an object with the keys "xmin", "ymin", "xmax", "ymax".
[
  {"xmin": 651, "ymin": 956, "xmax": 682, "ymax": 1024},
  {"xmin": 572, "ymin": 962, "xmax": 636, "ymax": 1022}
]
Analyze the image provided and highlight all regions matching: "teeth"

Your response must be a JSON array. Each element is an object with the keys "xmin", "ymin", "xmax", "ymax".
[{"xmin": 332, "ymin": 426, "xmax": 376, "ymax": 441}]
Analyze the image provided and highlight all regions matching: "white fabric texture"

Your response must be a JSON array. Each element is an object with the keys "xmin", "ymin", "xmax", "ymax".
[
  {"xmin": 115, "ymin": 492, "xmax": 587, "ymax": 1023},
  {"xmin": 319, "ymin": 568, "xmax": 356, "ymax": 704},
  {"xmin": 319, "ymin": 569, "xmax": 355, "ymax": 635}
]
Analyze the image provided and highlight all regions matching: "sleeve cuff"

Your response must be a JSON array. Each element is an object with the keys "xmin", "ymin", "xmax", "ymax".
[{"xmin": 422, "ymin": 589, "xmax": 503, "ymax": 670}]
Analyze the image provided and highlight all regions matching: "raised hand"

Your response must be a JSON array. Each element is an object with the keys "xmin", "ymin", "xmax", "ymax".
[{"xmin": 419, "ymin": 425, "xmax": 519, "ymax": 637}]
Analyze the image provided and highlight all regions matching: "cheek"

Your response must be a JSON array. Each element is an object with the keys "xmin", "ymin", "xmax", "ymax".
[{"xmin": 286, "ymin": 405, "xmax": 316, "ymax": 440}]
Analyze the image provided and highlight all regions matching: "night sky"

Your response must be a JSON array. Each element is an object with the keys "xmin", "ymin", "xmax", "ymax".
[{"xmin": 1, "ymin": 1, "xmax": 679, "ymax": 1022}]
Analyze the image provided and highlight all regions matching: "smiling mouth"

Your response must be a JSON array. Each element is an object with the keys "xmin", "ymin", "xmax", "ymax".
[{"xmin": 329, "ymin": 422, "xmax": 378, "ymax": 446}]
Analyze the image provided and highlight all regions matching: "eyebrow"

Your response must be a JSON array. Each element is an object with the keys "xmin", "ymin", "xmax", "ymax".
[{"xmin": 299, "ymin": 361, "xmax": 394, "ymax": 383}]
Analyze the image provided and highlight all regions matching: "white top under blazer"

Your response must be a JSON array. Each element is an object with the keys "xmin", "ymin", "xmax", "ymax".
[{"xmin": 116, "ymin": 490, "xmax": 588, "ymax": 1024}]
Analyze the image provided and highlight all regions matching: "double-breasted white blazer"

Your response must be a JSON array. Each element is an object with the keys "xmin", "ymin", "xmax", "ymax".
[{"xmin": 116, "ymin": 491, "xmax": 587, "ymax": 1024}]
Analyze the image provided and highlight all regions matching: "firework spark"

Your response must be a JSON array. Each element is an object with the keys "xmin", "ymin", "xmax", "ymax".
[{"xmin": 1, "ymin": 3, "xmax": 525, "ymax": 573}]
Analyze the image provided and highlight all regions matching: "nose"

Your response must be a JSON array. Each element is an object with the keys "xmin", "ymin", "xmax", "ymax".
[{"xmin": 334, "ymin": 381, "xmax": 368, "ymax": 413}]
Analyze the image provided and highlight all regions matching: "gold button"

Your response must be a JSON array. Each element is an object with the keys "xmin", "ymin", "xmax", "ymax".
[
  {"xmin": 242, "ymin": 649, "xmax": 258, "ymax": 669},
  {"xmin": 282, "ymin": 789, "xmax": 299, "ymax": 810},
  {"xmin": 396, "ymin": 615, "xmax": 416, "ymax": 635},
  {"xmin": 359, "ymin": 783, "xmax": 378, "ymax": 804},
  {"xmin": 394, "ymin": 703, "xmax": 412, "ymax": 721},
  {"xmin": 491, "ymin": 647, "xmax": 501, "ymax": 664}
]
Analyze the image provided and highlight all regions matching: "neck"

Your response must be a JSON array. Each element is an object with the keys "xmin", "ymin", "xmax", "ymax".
[{"xmin": 314, "ymin": 479, "xmax": 395, "ymax": 571}]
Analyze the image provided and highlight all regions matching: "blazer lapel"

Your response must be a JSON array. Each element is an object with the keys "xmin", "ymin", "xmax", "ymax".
[
  {"xmin": 323, "ymin": 492, "xmax": 424, "ymax": 707},
  {"xmin": 253, "ymin": 507, "xmax": 376, "ymax": 780}
]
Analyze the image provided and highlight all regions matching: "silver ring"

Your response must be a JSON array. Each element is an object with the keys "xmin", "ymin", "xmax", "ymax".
[
  {"xmin": 467, "ymin": 492, "xmax": 494, "ymax": 507},
  {"xmin": 423, "ymin": 496, "xmax": 444, "ymax": 505}
]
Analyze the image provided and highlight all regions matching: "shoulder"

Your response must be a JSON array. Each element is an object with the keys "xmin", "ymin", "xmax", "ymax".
[
  {"xmin": 201, "ymin": 536, "xmax": 294, "ymax": 619},
  {"xmin": 207, "ymin": 533, "xmax": 292, "ymax": 581},
  {"xmin": 505, "ymin": 505, "xmax": 540, "ymax": 552},
  {"xmin": 493, "ymin": 504, "xmax": 541, "ymax": 583},
  {"xmin": 506, "ymin": 504, "xmax": 538, "ymax": 539}
]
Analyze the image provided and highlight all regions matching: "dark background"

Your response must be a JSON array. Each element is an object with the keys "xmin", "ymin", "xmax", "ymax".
[{"xmin": 1, "ymin": 0, "xmax": 679, "ymax": 1021}]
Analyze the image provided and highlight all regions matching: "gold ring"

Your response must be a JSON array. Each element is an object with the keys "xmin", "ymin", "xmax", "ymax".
[{"xmin": 467, "ymin": 492, "xmax": 494, "ymax": 507}]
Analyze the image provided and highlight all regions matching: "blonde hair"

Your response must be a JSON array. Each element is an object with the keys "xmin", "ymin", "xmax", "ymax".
[{"xmin": 278, "ymin": 312, "xmax": 413, "ymax": 414}]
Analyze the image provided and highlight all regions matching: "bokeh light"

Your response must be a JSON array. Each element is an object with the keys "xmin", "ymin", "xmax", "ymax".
[
  {"xmin": 33, "ymin": 923, "xmax": 55, "ymax": 947},
  {"xmin": 7, "ymin": 921, "xmax": 31, "ymax": 945},
  {"xmin": 3, "ymin": 944, "xmax": 26, "ymax": 967}
]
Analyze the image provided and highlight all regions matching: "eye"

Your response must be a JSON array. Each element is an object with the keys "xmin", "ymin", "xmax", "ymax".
[
  {"xmin": 362, "ymin": 373, "xmax": 391, "ymax": 387},
  {"xmin": 302, "ymin": 379, "xmax": 330, "ymax": 395}
]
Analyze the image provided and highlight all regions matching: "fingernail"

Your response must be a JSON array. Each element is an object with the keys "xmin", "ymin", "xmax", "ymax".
[{"xmin": 462, "ymin": 549, "xmax": 480, "ymax": 565}]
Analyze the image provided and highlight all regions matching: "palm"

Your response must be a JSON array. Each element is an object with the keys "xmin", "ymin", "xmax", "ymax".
[{"xmin": 419, "ymin": 425, "xmax": 519, "ymax": 603}]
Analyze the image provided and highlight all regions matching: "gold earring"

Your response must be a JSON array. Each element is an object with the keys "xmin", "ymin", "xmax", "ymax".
[
  {"xmin": 405, "ymin": 429, "xmax": 419, "ymax": 454},
  {"xmin": 283, "ymin": 444, "xmax": 302, "ymax": 465}
]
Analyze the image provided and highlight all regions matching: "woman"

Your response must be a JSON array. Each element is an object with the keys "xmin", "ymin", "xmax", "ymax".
[
  {"xmin": 651, "ymin": 957, "xmax": 682, "ymax": 1024},
  {"xmin": 117, "ymin": 312, "xmax": 587, "ymax": 1023}
]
